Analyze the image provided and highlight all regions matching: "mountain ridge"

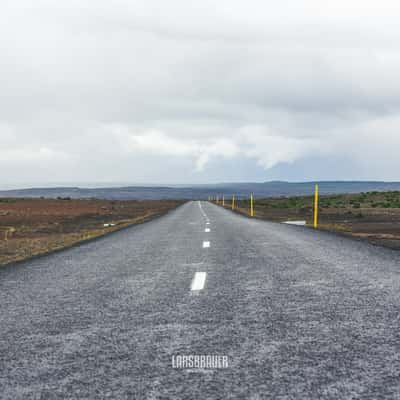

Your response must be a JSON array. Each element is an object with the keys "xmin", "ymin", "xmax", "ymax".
[{"xmin": 2, "ymin": 181, "xmax": 400, "ymax": 200}]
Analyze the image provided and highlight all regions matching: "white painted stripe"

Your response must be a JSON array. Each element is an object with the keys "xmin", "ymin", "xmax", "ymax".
[
  {"xmin": 283, "ymin": 220, "xmax": 306, "ymax": 226},
  {"xmin": 206, "ymin": 221, "xmax": 210, "ymax": 225},
  {"xmin": 198, "ymin": 201, "xmax": 209, "ymax": 222},
  {"xmin": 205, "ymin": 228, "xmax": 210, "ymax": 232},
  {"xmin": 202, "ymin": 241, "xmax": 210, "ymax": 248},
  {"xmin": 191, "ymin": 272, "xmax": 207, "ymax": 291}
]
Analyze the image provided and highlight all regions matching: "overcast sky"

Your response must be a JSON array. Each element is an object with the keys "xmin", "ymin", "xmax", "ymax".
[{"xmin": 1, "ymin": 0, "xmax": 400, "ymax": 187}]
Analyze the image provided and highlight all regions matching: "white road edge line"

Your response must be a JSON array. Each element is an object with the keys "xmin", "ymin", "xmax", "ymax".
[
  {"xmin": 205, "ymin": 228, "xmax": 210, "ymax": 232},
  {"xmin": 203, "ymin": 241, "xmax": 210, "ymax": 248},
  {"xmin": 191, "ymin": 272, "xmax": 207, "ymax": 291}
]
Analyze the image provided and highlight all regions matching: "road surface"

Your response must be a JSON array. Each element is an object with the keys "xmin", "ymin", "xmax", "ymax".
[{"xmin": 1, "ymin": 201, "xmax": 400, "ymax": 399}]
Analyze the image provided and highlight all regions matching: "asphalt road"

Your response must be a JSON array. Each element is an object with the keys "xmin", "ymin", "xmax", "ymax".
[{"xmin": 1, "ymin": 201, "xmax": 400, "ymax": 399}]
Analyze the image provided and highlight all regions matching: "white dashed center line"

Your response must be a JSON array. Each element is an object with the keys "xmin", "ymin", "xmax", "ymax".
[
  {"xmin": 198, "ymin": 201, "xmax": 211, "ymax": 224},
  {"xmin": 192, "ymin": 203, "xmax": 211, "ymax": 292},
  {"xmin": 191, "ymin": 272, "xmax": 207, "ymax": 291}
]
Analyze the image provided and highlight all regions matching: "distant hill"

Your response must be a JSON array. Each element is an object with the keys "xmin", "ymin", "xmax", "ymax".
[{"xmin": 2, "ymin": 181, "xmax": 400, "ymax": 200}]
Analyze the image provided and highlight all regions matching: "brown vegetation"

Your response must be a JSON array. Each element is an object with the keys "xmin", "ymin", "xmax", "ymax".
[
  {"xmin": 219, "ymin": 191, "xmax": 400, "ymax": 250},
  {"xmin": 0, "ymin": 198, "xmax": 183, "ymax": 266}
]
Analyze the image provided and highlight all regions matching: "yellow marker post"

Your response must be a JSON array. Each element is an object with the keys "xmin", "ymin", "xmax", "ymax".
[
  {"xmin": 232, "ymin": 194, "xmax": 235, "ymax": 210},
  {"xmin": 313, "ymin": 184, "xmax": 319, "ymax": 228},
  {"xmin": 216, "ymin": 195, "xmax": 219, "ymax": 204},
  {"xmin": 250, "ymin": 193, "xmax": 254, "ymax": 217},
  {"xmin": 222, "ymin": 195, "xmax": 225, "ymax": 206}
]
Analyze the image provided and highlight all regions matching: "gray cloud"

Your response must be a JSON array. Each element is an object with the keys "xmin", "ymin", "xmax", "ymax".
[{"xmin": 1, "ymin": 0, "xmax": 400, "ymax": 186}]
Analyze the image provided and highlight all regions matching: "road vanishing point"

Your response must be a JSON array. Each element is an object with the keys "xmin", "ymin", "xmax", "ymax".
[{"xmin": 1, "ymin": 201, "xmax": 400, "ymax": 399}]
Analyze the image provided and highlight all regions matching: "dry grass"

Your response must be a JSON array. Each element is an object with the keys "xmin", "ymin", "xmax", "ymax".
[
  {"xmin": 0, "ymin": 198, "xmax": 184, "ymax": 266},
  {"xmin": 216, "ymin": 192, "xmax": 400, "ymax": 250}
]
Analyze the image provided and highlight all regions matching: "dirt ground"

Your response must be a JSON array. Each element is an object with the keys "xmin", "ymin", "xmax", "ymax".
[
  {"xmin": 221, "ymin": 192, "xmax": 400, "ymax": 250},
  {"xmin": 0, "ymin": 198, "xmax": 184, "ymax": 266}
]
